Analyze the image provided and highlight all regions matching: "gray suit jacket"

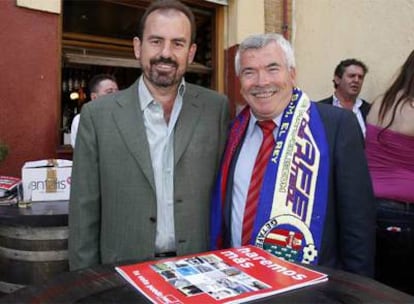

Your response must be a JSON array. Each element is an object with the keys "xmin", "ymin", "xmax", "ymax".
[{"xmin": 69, "ymin": 79, "xmax": 230, "ymax": 270}]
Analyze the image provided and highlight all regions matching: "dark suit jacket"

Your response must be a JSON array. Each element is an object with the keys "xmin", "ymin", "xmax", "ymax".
[
  {"xmin": 69, "ymin": 79, "xmax": 230, "ymax": 270},
  {"xmin": 314, "ymin": 103, "xmax": 375, "ymax": 277},
  {"xmin": 318, "ymin": 96, "xmax": 371, "ymax": 121},
  {"xmin": 221, "ymin": 103, "xmax": 375, "ymax": 277}
]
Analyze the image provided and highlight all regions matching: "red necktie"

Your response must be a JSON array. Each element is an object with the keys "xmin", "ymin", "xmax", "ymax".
[{"xmin": 241, "ymin": 120, "xmax": 276, "ymax": 245}]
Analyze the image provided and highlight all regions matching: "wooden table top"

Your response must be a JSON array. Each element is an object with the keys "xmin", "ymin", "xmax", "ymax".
[
  {"xmin": 1, "ymin": 262, "xmax": 412, "ymax": 304},
  {"xmin": 0, "ymin": 201, "xmax": 68, "ymax": 227}
]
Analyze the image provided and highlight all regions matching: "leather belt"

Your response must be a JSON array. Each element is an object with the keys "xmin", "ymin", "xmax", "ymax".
[{"xmin": 155, "ymin": 251, "xmax": 177, "ymax": 258}]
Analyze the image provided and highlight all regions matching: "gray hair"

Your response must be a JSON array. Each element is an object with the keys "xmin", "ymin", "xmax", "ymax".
[{"xmin": 234, "ymin": 33, "xmax": 295, "ymax": 76}]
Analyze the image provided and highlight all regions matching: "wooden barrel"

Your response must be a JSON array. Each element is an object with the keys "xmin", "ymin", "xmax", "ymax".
[{"xmin": 0, "ymin": 201, "xmax": 69, "ymax": 294}]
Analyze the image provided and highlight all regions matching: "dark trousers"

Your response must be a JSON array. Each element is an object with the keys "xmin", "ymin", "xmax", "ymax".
[{"xmin": 375, "ymin": 198, "xmax": 414, "ymax": 295}]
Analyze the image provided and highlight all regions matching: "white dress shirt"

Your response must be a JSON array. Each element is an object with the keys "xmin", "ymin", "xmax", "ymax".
[
  {"xmin": 231, "ymin": 111, "xmax": 281, "ymax": 247},
  {"xmin": 70, "ymin": 114, "xmax": 80, "ymax": 148},
  {"xmin": 138, "ymin": 77, "xmax": 184, "ymax": 253},
  {"xmin": 332, "ymin": 94, "xmax": 366, "ymax": 137}
]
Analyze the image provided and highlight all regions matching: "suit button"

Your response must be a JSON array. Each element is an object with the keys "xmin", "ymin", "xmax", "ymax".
[{"xmin": 149, "ymin": 216, "xmax": 156, "ymax": 223}]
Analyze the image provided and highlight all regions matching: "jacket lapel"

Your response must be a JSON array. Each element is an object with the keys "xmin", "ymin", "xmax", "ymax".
[
  {"xmin": 112, "ymin": 80, "xmax": 156, "ymax": 192},
  {"xmin": 174, "ymin": 85, "xmax": 202, "ymax": 165}
]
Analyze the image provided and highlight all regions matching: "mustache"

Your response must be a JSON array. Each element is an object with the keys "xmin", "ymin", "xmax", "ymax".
[
  {"xmin": 250, "ymin": 86, "xmax": 278, "ymax": 95},
  {"xmin": 150, "ymin": 57, "xmax": 178, "ymax": 67}
]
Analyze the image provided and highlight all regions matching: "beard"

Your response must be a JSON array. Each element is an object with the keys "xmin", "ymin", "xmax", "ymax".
[{"xmin": 146, "ymin": 56, "xmax": 185, "ymax": 88}]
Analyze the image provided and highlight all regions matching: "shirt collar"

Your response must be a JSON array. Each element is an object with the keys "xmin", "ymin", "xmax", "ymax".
[
  {"xmin": 138, "ymin": 76, "xmax": 186, "ymax": 111},
  {"xmin": 332, "ymin": 94, "xmax": 363, "ymax": 110},
  {"xmin": 246, "ymin": 110, "xmax": 282, "ymax": 138}
]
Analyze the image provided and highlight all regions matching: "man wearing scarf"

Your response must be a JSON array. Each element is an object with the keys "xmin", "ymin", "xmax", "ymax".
[{"xmin": 210, "ymin": 33, "xmax": 375, "ymax": 277}]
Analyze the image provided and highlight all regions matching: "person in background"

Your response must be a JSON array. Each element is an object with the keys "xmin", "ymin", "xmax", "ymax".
[
  {"xmin": 70, "ymin": 74, "xmax": 118, "ymax": 147},
  {"xmin": 210, "ymin": 33, "xmax": 375, "ymax": 277},
  {"xmin": 365, "ymin": 50, "xmax": 414, "ymax": 295},
  {"xmin": 69, "ymin": 0, "xmax": 230, "ymax": 270},
  {"xmin": 318, "ymin": 58, "xmax": 370, "ymax": 137}
]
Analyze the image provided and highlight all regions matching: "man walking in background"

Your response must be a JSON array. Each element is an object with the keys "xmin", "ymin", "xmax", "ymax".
[
  {"xmin": 318, "ymin": 58, "xmax": 370, "ymax": 136},
  {"xmin": 70, "ymin": 74, "xmax": 118, "ymax": 147}
]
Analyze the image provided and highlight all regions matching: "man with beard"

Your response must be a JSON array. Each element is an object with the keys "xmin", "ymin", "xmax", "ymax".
[
  {"xmin": 210, "ymin": 34, "xmax": 375, "ymax": 277},
  {"xmin": 69, "ymin": 0, "xmax": 230, "ymax": 270},
  {"xmin": 318, "ymin": 58, "xmax": 370, "ymax": 137}
]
